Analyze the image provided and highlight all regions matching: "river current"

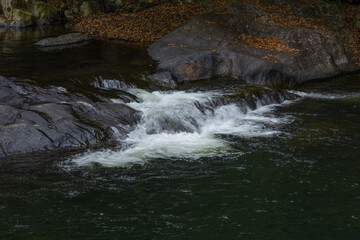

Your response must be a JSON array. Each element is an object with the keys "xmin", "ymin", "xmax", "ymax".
[{"xmin": 1, "ymin": 26, "xmax": 360, "ymax": 239}]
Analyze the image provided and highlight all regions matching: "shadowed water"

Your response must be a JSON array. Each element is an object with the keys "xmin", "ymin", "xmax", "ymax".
[{"xmin": 1, "ymin": 26, "xmax": 360, "ymax": 240}]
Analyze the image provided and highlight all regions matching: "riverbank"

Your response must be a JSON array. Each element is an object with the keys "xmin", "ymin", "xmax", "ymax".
[
  {"xmin": 71, "ymin": 1, "xmax": 229, "ymax": 44},
  {"xmin": 69, "ymin": 0, "xmax": 360, "ymax": 88},
  {"xmin": 1, "ymin": 21, "xmax": 360, "ymax": 240},
  {"xmin": 1, "ymin": 27, "xmax": 360, "ymax": 236},
  {"xmin": 70, "ymin": 0, "xmax": 360, "ymax": 64}
]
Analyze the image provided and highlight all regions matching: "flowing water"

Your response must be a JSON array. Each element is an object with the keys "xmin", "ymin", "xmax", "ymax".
[{"xmin": 1, "ymin": 26, "xmax": 360, "ymax": 240}]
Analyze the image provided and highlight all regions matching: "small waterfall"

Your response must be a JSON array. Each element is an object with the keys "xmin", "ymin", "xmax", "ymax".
[
  {"xmin": 72, "ymin": 87, "xmax": 296, "ymax": 167},
  {"xmin": 92, "ymin": 76, "xmax": 136, "ymax": 90}
]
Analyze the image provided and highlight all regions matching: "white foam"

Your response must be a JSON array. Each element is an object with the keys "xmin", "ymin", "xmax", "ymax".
[
  {"xmin": 71, "ymin": 89, "xmax": 291, "ymax": 167},
  {"xmin": 289, "ymin": 91, "xmax": 360, "ymax": 99},
  {"xmin": 74, "ymin": 132, "xmax": 230, "ymax": 167}
]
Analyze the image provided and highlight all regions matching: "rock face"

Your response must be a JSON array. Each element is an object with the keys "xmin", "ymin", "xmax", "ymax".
[
  {"xmin": 0, "ymin": 0, "xmax": 60, "ymax": 28},
  {"xmin": 34, "ymin": 33, "xmax": 91, "ymax": 47},
  {"xmin": 0, "ymin": 76, "xmax": 141, "ymax": 157},
  {"xmin": 148, "ymin": 0, "xmax": 360, "ymax": 86}
]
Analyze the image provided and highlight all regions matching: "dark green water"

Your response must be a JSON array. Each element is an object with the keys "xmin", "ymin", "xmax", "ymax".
[{"xmin": 1, "ymin": 26, "xmax": 360, "ymax": 240}]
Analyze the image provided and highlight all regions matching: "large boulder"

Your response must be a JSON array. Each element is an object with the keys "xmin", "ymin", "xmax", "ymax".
[
  {"xmin": 148, "ymin": 0, "xmax": 360, "ymax": 86},
  {"xmin": 0, "ymin": 76, "xmax": 141, "ymax": 157}
]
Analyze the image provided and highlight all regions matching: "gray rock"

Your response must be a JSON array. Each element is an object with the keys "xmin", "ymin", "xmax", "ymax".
[
  {"xmin": 34, "ymin": 33, "xmax": 91, "ymax": 47},
  {"xmin": 147, "ymin": 72, "xmax": 178, "ymax": 89},
  {"xmin": 0, "ymin": 76, "xmax": 141, "ymax": 158},
  {"xmin": 36, "ymin": 41, "xmax": 90, "ymax": 52},
  {"xmin": 148, "ymin": 0, "xmax": 360, "ymax": 86}
]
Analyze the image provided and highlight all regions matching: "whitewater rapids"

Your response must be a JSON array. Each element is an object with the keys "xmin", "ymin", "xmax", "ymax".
[{"xmin": 71, "ymin": 88, "xmax": 294, "ymax": 167}]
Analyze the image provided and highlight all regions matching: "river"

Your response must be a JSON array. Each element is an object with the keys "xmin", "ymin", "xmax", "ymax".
[{"xmin": 1, "ymin": 26, "xmax": 360, "ymax": 240}]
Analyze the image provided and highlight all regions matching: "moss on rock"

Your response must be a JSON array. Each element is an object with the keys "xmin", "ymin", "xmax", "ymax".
[
  {"xmin": 11, "ymin": 8, "xmax": 34, "ymax": 27},
  {"xmin": 31, "ymin": 1, "xmax": 59, "ymax": 25},
  {"xmin": 80, "ymin": 1, "xmax": 92, "ymax": 16}
]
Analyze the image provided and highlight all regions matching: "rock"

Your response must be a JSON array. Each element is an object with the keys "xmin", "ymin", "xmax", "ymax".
[
  {"xmin": 0, "ymin": 0, "xmax": 59, "ymax": 27},
  {"xmin": 36, "ymin": 41, "xmax": 90, "ymax": 52},
  {"xmin": 147, "ymin": 72, "xmax": 178, "ymax": 89},
  {"xmin": 80, "ymin": 1, "xmax": 93, "ymax": 16},
  {"xmin": 0, "ymin": 16, "xmax": 9, "ymax": 28},
  {"xmin": 64, "ymin": 9, "xmax": 74, "ymax": 21},
  {"xmin": 72, "ymin": 6, "xmax": 79, "ymax": 15},
  {"xmin": 31, "ymin": 1, "xmax": 59, "ymax": 25},
  {"xmin": 223, "ymin": 85, "xmax": 298, "ymax": 112},
  {"xmin": 0, "ymin": 76, "xmax": 141, "ymax": 158},
  {"xmin": 355, "ymin": 5, "xmax": 360, "ymax": 28},
  {"xmin": 34, "ymin": 33, "xmax": 91, "ymax": 47},
  {"xmin": 148, "ymin": 0, "xmax": 360, "ymax": 86},
  {"xmin": 0, "ymin": 0, "xmax": 27, "ymax": 19},
  {"xmin": 10, "ymin": 8, "xmax": 34, "ymax": 28}
]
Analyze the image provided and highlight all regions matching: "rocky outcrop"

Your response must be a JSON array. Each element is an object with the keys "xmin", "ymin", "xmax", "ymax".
[
  {"xmin": 148, "ymin": 0, "xmax": 360, "ymax": 86},
  {"xmin": 34, "ymin": 33, "xmax": 91, "ymax": 47},
  {"xmin": 0, "ymin": 76, "xmax": 141, "ymax": 157},
  {"xmin": 0, "ymin": 0, "xmax": 60, "ymax": 28}
]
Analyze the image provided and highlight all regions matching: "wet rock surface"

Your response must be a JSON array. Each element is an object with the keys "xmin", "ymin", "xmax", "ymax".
[
  {"xmin": 148, "ymin": 0, "xmax": 360, "ymax": 86},
  {"xmin": 147, "ymin": 72, "xmax": 178, "ymax": 89},
  {"xmin": 0, "ymin": 76, "xmax": 141, "ymax": 157},
  {"xmin": 34, "ymin": 33, "xmax": 91, "ymax": 47}
]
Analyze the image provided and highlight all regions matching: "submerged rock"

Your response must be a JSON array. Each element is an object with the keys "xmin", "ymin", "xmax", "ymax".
[
  {"xmin": 0, "ymin": 76, "xmax": 141, "ymax": 158},
  {"xmin": 148, "ymin": 0, "xmax": 360, "ymax": 86},
  {"xmin": 36, "ymin": 41, "xmax": 90, "ymax": 52},
  {"xmin": 34, "ymin": 33, "xmax": 91, "ymax": 47}
]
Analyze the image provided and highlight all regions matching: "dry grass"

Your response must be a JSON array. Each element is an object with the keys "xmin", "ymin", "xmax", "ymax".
[
  {"xmin": 72, "ymin": 0, "xmax": 229, "ymax": 45},
  {"xmin": 340, "ymin": 4, "xmax": 360, "ymax": 65},
  {"xmin": 240, "ymin": 34, "xmax": 299, "ymax": 53},
  {"xmin": 247, "ymin": 0, "xmax": 328, "ymax": 31}
]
